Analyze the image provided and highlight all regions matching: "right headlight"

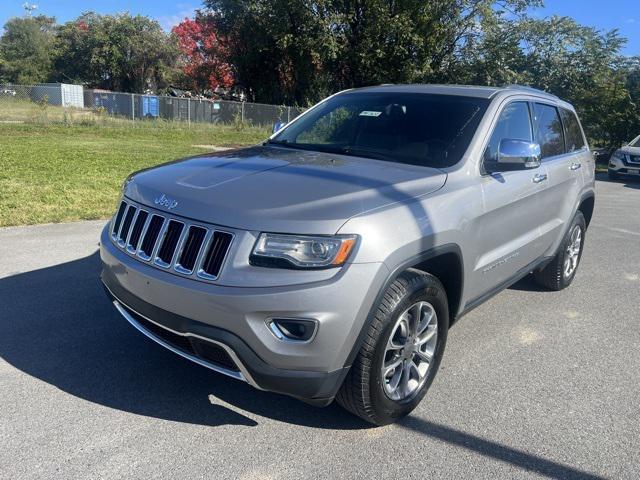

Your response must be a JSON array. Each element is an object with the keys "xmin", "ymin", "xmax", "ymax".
[{"xmin": 250, "ymin": 233, "xmax": 357, "ymax": 269}]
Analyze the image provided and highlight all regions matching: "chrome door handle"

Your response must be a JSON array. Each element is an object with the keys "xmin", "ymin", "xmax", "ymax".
[
  {"xmin": 532, "ymin": 173, "xmax": 548, "ymax": 183},
  {"xmin": 570, "ymin": 163, "xmax": 582, "ymax": 171}
]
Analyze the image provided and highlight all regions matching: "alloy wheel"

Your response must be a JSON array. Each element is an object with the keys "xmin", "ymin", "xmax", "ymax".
[
  {"xmin": 381, "ymin": 301, "xmax": 438, "ymax": 401},
  {"xmin": 564, "ymin": 225, "xmax": 582, "ymax": 278}
]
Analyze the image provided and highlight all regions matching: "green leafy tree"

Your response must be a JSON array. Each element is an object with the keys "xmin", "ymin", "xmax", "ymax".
[
  {"xmin": 514, "ymin": 17, "xmax": 635, "ymax": 146},
  {"xmin": 207, "ymin": 0, "xmax": 337, "ymax": 105},
  {"xmin": 205, "ymin": 0, "xmax": 541, "ymax": 105},
  {"xmin": 53, "ymin": 12, "xmax": 180, "ymax": 92},
  {"xmin": 0, "ymin": 15, "xmax": 57, "ymax": 84}
]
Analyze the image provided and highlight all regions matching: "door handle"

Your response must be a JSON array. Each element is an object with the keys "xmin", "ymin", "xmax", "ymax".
[
  {"xmin": 532, "ymin": 173, "xmax": 548, "ymax": 184},
  {"xmin": 570, "ymin": 163, "xmax": 582, "ymax": 171}
]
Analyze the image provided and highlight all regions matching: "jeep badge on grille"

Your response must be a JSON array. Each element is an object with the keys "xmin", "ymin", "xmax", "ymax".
[{"xmin": 154, "ymin": 194, "xmax": 178, "ymax": 210}]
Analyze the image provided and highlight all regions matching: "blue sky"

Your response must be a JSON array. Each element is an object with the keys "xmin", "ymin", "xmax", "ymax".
[{"xmin": 1, "ymin": 0, "xmax": 639, "ymax": 55}]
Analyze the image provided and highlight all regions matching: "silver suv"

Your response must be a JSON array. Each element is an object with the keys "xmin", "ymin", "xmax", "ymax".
[
  {"xmin": 608, "ymin": 134, "xmax": 640, "ymax": 179},
  {"xmin": 100, "ymin": 84, "xmax": 595, "ymax": 425}
]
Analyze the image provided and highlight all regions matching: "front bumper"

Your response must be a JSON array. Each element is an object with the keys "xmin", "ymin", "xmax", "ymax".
[
  {"xmin": 100, "ymin": 224, "xmax": 388, "ymax": 403},
  {"xmin": 609, "ymin": 157, "xmax": 640, "ymax": 176}
]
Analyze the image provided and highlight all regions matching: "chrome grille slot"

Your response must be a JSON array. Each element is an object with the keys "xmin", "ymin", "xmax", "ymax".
[
  {"xmin": 139, "ymin": 215, "xmax": 164, "ymax": 260},
  {"xmin": 111, "ymin": 201, "xmax": 127, "ymax": 238},
  {"xmin": 127, "ymin": 210, "xmax": 149, "ymax": 253},
  {"xmin": 198, "ymin": 231, "xmax": 233, "ymax": 280},
  {"xmin": 110, "ymin": 198, "xmax": 233, "ymax": 283},
  {"xmin": 155, "ymin": 220, "xmax": 184, "ymax": 268},
  {"xmin": 118, "ymin": 205, "xmax": 137, "ymax": 245},
  {"xmin": 175, "ymin": 226, "xmax": 207, "ymax": 274}
]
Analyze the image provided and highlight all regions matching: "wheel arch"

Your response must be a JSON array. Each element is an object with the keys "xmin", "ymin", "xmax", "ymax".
[
  {"xmin": 578, "ymin": 193, "xmax": 595, "ymax": 228},
  {"xmin": 343, "ymin": 243, "xmax": 464, "ymax": 369}
]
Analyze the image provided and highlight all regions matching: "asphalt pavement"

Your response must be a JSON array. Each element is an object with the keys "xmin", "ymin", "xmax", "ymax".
[{"xmin": 1, "ymin": 174, "xmax": 639, "ymax": 479}]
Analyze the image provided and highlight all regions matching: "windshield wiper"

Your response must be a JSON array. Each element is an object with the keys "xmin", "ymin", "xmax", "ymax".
[
  {"xmin": 266, "ymin": 139, "xmax": 296, "ymax": 148},
  {"xmin": 340, "ymin": 147, "xmax": 397, "ymax": 162}
]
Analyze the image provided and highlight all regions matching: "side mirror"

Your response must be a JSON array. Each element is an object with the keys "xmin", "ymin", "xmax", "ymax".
[
  {"xmin": 272, "ymin": 120, "xmax": 286, "ymax": 134},
  {"xmin": 487, "ymin": 139, "xmax": 541, "ymax": 172}
]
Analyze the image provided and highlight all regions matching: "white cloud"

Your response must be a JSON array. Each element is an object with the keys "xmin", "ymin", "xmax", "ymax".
[
  {"xmin": 625, "ymin": 18, "xmax": 636, "ymax": 24},
  {"xmin": 157, "ymin": 3, "xmax": 198, "ymax": 31}
]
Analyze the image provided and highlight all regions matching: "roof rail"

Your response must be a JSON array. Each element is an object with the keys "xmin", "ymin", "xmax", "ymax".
[{"xmin": 503, "ymin": 84, "xmax": 559, "ymax": 98}]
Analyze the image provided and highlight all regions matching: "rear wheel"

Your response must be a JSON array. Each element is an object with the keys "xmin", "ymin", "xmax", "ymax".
[
  {"xmin": 336, "ymin": 269, "xmax": 448, "ymax": 425},
  {"xmin": 534, "ymin": 211, "xmax": 586, "ymax": 291}
]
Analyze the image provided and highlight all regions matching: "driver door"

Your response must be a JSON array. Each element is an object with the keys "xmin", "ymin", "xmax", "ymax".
[{"xmin": 467, "ymin": 101, "xmax": 549, "ymax": 302}]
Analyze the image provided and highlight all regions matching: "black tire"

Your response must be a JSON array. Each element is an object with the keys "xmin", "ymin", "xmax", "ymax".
[
  {"xmin": 336, "ymin": 269, "xmax": 448, "ymax": 426},
  {"xmin": 608, "ymin": 170, "xmax": 620, "ymax": 180},
  {"xmin": 533, "ymin": 211, "xmax": 586, "ymax": 291}
]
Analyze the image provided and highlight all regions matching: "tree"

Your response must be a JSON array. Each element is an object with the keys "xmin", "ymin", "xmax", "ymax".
[
  {"xmin": 0, "ymin": 15, "xmax": 57, "ymax": 84},
  {"xmin": 513, "ymin": 16, "xmax": 636, "ymax": 146},
  {"xmin": 172, "ymin": 13, "xmax": 234, "ymax": 93},
  {"xmin": 53, "ymin": 12, "xmax": 179, "ymax": 92},
  {"xmin": 207, "ymin": 0, "xmax": 337, "ymax": 105},
  {"xmin": 204, "ymin": 0, "xmax": 541, "ymax": 105}
]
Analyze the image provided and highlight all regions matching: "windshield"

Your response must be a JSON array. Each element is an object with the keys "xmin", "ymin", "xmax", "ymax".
[
  {"xmin": 629, "ymin": 135, "xmax": 640, "ymax": 147},
  {"xmin": 270, "ymin": 92, "xmax": 489, "ymax": 168}
]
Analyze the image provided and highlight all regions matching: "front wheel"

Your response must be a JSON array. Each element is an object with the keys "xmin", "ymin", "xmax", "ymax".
[
  {"xmin": 336, "ymin": 269, "xmax": 448, "ymax": 425},
  {"xmin": 534, "ymin": 211, "xmax": 586, "ymax": 291}
]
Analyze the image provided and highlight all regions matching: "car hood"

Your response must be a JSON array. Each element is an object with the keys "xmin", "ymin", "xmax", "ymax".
[
  {"xmin": 619, "ymin": 146, "xmax": 640, "ymax": 155},
  {"xmin": 124, "ymin": 146, "xmax": 447, "ymax": 234}
]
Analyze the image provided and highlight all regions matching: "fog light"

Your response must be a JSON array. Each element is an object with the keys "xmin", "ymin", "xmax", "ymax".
[{"xmin": 268, "ymin": 318, "xmax": 317, "ymax": 342}]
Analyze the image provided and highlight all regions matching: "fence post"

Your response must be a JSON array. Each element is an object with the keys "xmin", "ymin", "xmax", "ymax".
[
  {"xmin": 188, "ymin": 98, "xmax": 191, "ymax": 128},
  {"xmin": 241, "ymin": 101, "xmax": 245, "ymax": 124},
  {"xmin": 287, "ymin": 106, "xmax": 291, "ymax": 123},
  {"xmin": 131, "ymin": 94, "xmax": 135, "ymax": 121}
]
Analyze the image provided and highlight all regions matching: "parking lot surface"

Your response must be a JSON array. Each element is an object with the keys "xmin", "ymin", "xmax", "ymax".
[{"xmin": 1, "ymin": 174, "xmax": 639, "ymax": 479}]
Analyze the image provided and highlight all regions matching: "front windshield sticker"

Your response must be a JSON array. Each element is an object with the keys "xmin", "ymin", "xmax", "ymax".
[{"xmin": 359, "ymin": 110, "xmax": 382, "ymax": 117}]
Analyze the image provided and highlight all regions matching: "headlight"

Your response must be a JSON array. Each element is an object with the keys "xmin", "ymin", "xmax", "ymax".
[
  {"xmin": 611, "ymin": 151, "xmax": 626, "ymax": 161},
  {"xmin": 250, "ymin": 233, "xmax": 357, "ymax": 269}
]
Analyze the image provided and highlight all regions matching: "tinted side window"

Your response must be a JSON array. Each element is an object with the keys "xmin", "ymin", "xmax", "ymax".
[
  {"xmin": 533, "ymin": 103, "xmax": 565, "ymax": 158},
  {"xmin": 560, "ymin": 108, "xmax": 586, "ymax": 152},
  {"xmin": 484, "ymin": 102, "xmax": 533, "ymax": 163}
]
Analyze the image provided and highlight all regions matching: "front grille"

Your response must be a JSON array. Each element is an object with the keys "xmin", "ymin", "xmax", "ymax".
[
  {"xmin": 156, "ymin": 220, "xmax": 184, "ymax": 266},
  {"xmin": 121, "ymin": 303, "xmax": 239, "ymax": 372},
  {"xmin": 112, "ymin": 202, "xmax": 127, "ymax": 236},
  {"xmin": 628, "ymin": 155, "xmax": 640, "ymax": 164},
  {"xmin": 118, "ymin": 205, "xmax": 137, "ymax": 244},
  {"xmin": 110, "ymin": 199, "xmax": 234, "ymax": 283},
  {"xmin": 127, "ymin": 210, "xmax": 148, "ymax": 251},
  {"xmin": 140, "ymin": 215, "xmax": 164, "ymax": 258},
  {"xmin": 176, "ymin": 226, "xmax": 207, "ymax": 273},
  {"xmin": 200, "ymin": 231, "xmax": 234, "ymax": 279}
]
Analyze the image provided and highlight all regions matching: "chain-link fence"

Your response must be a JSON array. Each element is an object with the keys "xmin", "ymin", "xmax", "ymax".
[{"xmin": 0, "ymin": 83, "xmax": 305, "ymax": 126}]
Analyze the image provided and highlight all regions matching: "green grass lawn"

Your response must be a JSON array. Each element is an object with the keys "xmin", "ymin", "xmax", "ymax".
[{"xmin": 0, "ymin": 120, "xmax": 269, "ymax": 227}]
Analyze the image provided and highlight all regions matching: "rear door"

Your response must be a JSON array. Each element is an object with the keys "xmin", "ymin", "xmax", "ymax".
[
  {"xmin": 561, "ymin": 108, "xmax": 594, "ymax": 188},
  {"xmin": 469, "ymin": 100, "xmax": 550, "ymax": 301},
  {"xmin": 532, "ymin": 103, "xmax": 583, "ymax": 253}
]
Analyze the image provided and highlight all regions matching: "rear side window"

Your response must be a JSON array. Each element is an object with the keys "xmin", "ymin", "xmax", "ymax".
[
  {"xmin": 484, "ymin": 101, "xmax": 533, "ymax": 163},
  {"xmin": 560, "ymin": 108, "xmax": 586, "ymax": 152},
  {"xmin": 533, "ymin": 103, "xmax": 565, "ymax": 159}
]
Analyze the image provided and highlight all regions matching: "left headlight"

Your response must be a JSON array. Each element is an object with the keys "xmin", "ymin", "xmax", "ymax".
[
  {"xmin": 611, "ymin": 150, "xmax": 626, "ymax": 162},
  {"xmin": 250, "ymin": 233, "xmax": 357, "ymax": 269}
]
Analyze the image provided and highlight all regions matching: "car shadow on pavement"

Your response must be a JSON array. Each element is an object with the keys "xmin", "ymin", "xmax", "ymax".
[
  {"xmin": 0, "ymin": 251, "xmax": 367, "ymax": 430},
  {"xmin": 508, "ymin": 274, "xmax": 551, "ymax": 292},
  {"xmin": 595, "ymin": 172, "xmax": 640, "ymax": 189},
  {"xmin": 0, "ymin": 251, "xmax": 606, "ymax": 478},
  {"xmin": 398, "ymin": 417, "xmax": 605, "ymax": 480}
]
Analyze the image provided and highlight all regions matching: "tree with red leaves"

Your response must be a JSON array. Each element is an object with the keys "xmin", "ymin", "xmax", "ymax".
[{"xmin": 172, "ymin": 13, "xmax": 234, "ymax": 93}]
